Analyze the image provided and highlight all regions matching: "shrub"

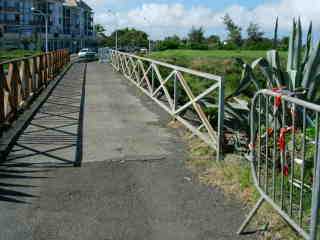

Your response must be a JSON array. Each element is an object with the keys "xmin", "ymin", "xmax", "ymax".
[{"xmin": 189, "ymin": 43, "xmax": 209, "ymax": 50}]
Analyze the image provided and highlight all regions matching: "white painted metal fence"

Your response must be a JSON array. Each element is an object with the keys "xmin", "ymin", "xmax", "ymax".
[{"xmin": 107, "ymin": 49, "xmax": 224, "ymax": 161}]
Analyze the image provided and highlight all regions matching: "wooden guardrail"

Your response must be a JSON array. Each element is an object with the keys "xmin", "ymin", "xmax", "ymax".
[{"xmin": 0, "ymin": 49, "xmax": 70, "ymax": 133}]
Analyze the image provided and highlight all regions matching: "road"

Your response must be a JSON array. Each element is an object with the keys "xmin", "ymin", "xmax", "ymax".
[{"xmin": 0, "ymin": 62, "xmax": 255, "ymax": 240}]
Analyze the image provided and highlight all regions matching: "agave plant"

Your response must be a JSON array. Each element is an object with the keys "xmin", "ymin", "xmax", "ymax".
[
  {"xmin": 220, "ymin": 18, "xmax": 320, "ymax": 151},
  {"xmin": 229, "ymin": 18, "xmax": 320, "ymax": 102}
]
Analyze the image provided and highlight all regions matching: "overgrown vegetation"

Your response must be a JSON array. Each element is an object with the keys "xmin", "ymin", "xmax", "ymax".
[
  {"xmin": 150, "ymin": 50, "xmax": 287, "ymax": 98},
  {"xmin": 0, "ymin": 50, "xmax": 41, "ymax": 63},
  {"xmin": 174, "ymin": 121, "xmax": 302, "ymax": 239},
  {"xmin": 103, "ymin": 28, "xmax": 149, "ymax": 50}
]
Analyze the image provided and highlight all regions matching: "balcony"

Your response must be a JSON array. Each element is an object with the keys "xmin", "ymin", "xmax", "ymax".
[
  {"xmin": 0, "ymin": 6, "xmax": 20, "ymax": 13},
  {"xmin": 0, "ymin": 20, "xmax": 20, "ymax": 25}
]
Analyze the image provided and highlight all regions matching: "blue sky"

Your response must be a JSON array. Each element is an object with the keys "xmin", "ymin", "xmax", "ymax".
[{"xmin": 86, "ymin": 0, "xmax": 320, "ymax": 40}]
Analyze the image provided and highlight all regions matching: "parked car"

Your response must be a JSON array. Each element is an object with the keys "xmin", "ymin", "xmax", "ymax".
[
  {"xmin": 78, "ymin": 48, "xmax": 97, "ymax": 60},
  {"xmin": 140, "ymin": 48, "xmax": 148, "ymax": 54}
]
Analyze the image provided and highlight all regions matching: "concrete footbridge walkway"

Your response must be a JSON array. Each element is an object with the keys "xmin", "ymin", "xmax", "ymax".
[{"xmin": 0, "ymin": 61, "xmax": 254, "ymax": 240}]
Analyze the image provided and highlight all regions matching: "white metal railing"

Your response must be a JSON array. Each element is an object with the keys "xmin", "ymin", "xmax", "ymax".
[
  {"xmin": 107, "ymin": 49, "xmax": 224, "ymax": 161},
  {"xmin": 98, "ymin": 48, "xmax": 110, "ymax": 63},
  {"xmin": 239, "ymin": 89, "xmax": 320, "ymax": 239}
]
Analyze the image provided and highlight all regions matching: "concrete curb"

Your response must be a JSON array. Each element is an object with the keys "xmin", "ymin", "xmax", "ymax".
[{"xmin": 0, "ymin": 59, "xmax": 80, "ymax": 161}]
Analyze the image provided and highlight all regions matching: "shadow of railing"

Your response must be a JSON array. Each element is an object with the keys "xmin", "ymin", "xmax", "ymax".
[{"xmin": 0, "ymin": 63, "xmax": 86, "ymax": 204}]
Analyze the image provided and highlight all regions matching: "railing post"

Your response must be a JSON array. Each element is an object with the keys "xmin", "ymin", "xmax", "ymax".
[
  {"xmin": 39, "ymin": 54, "xmax": 44, "ymax": 88},
  {"xmin": 31, "ymin": 56, "xmax": 37, "ymax": 92},
  {"xmin": 21, "ymin": 59, "xmax": 31, "ymax": 99},
  {"xmin": 7, "ymin": 62, "xmax": 20, "ymax": 117},
  {"xmin": 217, "ymin": 77, "xmax": 224, "ymax": 161},
  {"xmin": 0, "ymin": 64, "xmax": 5, "ymax": 125},
  {"xmin": 54, "ymin": 51, "xmax": 57, "ymax": 76},
  {"xmin": 44, "ymin": 53, "xmax": 48, "ymax": 85},
  {"xmin": 173, "ymin": 70, "xmax": 178, "ymax": 112},
  {"xmin": 151, "ymin": 64, "xmax": 154, "ymax": 94},
  {"xmin": 48, "ymin": 52, "xmax": 53, "ymax": 80}
]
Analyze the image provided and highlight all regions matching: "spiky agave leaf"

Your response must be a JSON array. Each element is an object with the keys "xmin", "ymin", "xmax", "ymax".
[
  {"xmin": 302, "ymin": 40, "xmax": 320, "ymax": 100},
  {"xmin": 294, "ymin": 18, "xmax": 303, "ymax": 87},
  {"xmin": 224, "ymin": 102, "xmax": 249, "ymax": 122},
  {"xmin": 252, "ymin": 57, "xmax": 274, "ymax": 88},
  {"xmin": 266, "ymin": 50, "xmax": 285, "ymax": 87},
  {"xmin": 287, "ymin": 18, "xmax": 302, "ymax": 89},
  {"xmin": 287, "ymin": 19, "xmax": 297, "ymax": 73},
  {"xmin": 273, "ymin": 17, "xmax": 279, "ymax": 49},
  {"xmin": 302, "ymin": 22, "xmax": 313, "ymax": 72},
  {"xmin": 227, "ymin": 60, "xmax": 261, "ymax": 99}
]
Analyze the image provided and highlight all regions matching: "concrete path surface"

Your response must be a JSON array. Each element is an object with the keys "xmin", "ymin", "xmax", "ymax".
[{"xmin": 0, "ymin": 62, "xmax": 255, "ymax": 240}]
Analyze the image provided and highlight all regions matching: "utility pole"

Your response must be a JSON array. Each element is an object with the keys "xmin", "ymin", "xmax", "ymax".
[
  {"xmin": 107, "ymin": 10, "xmax": 118, "ymax": 50},
  {"xmin": 31, "ymin": 7, "xmax": 49, "ymax": 52},
  {"xmin": 143, "ymin": 17, "xmax": 152, "ymax": 54}
]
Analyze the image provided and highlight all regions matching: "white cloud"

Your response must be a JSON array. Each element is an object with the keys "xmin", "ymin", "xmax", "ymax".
[{"xmin": 93, "ymin": 0, "xmax": 320, "ymax": 40}]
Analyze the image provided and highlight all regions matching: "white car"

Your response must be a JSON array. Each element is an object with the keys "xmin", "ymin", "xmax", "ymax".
[{"xmin": 78, "ymin": 48, "xmax": 97, "ymax": 59}]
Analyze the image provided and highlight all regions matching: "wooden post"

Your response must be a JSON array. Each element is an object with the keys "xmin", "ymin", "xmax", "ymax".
[
  {"xmin": 39, "ymin": 55, "xmax": 44, "ymax": 87},
  {"xmin": 44, "ymin": 53, "xmax": 48, "ymax": 85},
  {"xmin": 32, "ymin": 56, "xmax": 38, "ymax": 92},
  {"xmin": 52, "ymin": 52, "xmax": 56, "ymax": 77},
  {"xmin": 7, "ymin": 62, "xmax": 20, "ymax": 117},
  {"xmin": 21, "ymin": 59, "xmax": 32, "ymax": 100},
  {"xmin": 0, "ymin": 64, "xmax": 5, "ymax": 124}
]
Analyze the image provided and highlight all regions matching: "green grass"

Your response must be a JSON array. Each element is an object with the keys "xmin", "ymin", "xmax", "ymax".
[
  {"xmin": 0, "ymin": 50, "xmax": 41, "ymax": 63},
  {"xmin": 149, "ymin": 50, "xmax": 287, "ymax": 97},
  {"xmin": 150, "ymin": 49, "xmax": 287, "ymax": 61}
]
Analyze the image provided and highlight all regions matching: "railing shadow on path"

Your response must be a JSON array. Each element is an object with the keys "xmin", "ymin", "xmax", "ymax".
[{"xmin": 0, "ymin": 62, "xmax": 86, "ymax": 204}]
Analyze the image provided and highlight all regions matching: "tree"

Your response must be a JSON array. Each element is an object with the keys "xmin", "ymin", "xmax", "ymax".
[
  {"xmin": 207, "ymin": 35, "xmax": 220, "ymax": 44},
  {"xmin": 105, "ymin": 28, "xmax": 149, "ymax": 49},
  {"xmin": 279, "ymin": 36, "xmax": 290, "ymax": 51},
  {"xmin": 246, "ymin": 22, "xmax": 264, "ymax": 42},
  {"xmin": 158, "ymin": 35, "xmax": 181, "ymax": 50},
  {"xmin": 94, "ymin": 24, "xmax": 106, "ymax": 34},
  {"xmin": 206, "ymin": 35, "xmax": 221, "ymax": 49},
  {"xmin": 188, "ymin": 27, "xmax": 208, "ymax": 50},
  {"xmin": 222, "ymin": 14, "xmax": 242, "ymax": 47},
  {"xmin": 188, "ymin": 27, "xmax": 205, "ymax": 44}
]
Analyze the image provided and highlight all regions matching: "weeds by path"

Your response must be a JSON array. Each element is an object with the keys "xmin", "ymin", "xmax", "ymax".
[{"xmin": 168, "ymin": 120, "xmax": 302, "ymax": 240}]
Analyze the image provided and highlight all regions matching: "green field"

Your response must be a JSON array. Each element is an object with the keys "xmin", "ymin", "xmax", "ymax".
[
  {"xmin": 150, "ymin": 49, "xmax": 287, "ymax": 61},
  {"xmin": 149, "ymin": 50, "xmax": 287, "ymax": 96}
]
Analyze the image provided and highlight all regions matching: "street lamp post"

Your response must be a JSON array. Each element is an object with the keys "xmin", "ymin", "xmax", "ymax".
[
  {"xmin": 143, "ymin": 17, "xmax": 152, "ymax": 54},
  {"xmin": 31, "ymin": 7, "xmax": 48, "ymax": 53},
  {"xmin": 107, "ymin": 10, "xmax": 118, "ymax": 51},
  {"xmin": 115, "ymin": 29, "xmax": 118, "ymax": 50}
]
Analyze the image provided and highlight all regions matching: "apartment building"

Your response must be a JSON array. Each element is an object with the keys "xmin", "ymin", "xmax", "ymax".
[{"xmin": 0, "ymin": 0, "xmax": 95, "ymax": 52}]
